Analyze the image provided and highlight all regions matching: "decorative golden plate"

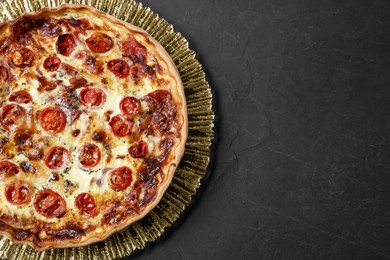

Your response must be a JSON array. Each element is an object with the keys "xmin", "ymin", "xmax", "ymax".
[{"xmin": 0, "ymin": 0, "xmax": 214, "ymax": 258}]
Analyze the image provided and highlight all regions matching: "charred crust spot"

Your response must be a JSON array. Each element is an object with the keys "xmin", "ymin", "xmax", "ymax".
[
  {"xmin": 20, "ymin": 162, "xmax": 29, "ymax": 172},
  {"xmin": 84, "ymin": 55, "xmax": 104, "ymax": 74},
  {"xmin": 104, "ymin": 110, "xmax": 113, "ymax": 121},
  {"xmin": 104, "ymin": 143, "xmax": 111, "ymax": 151},
  {"xmin": 63, "ymin": 167, "xmax": 71, "ymax": 175},
  {"xmin": 91, "ymin": 130, "xmax": 111, "ymax": 151},
  {"xmin": 48, "ymin": 172, "xmax": 59, "ymax": 182},
  {"xmin": 72, "ymin": 129, "xmax": 80, "ymax": 137},
  {"xmin": 64, "ymin": 180, "xmax": 72, "ymax": 193},
  {"xmin": 20, "ymin": 161, "xmax": 35, "ymax": 173},
  {"xmin": 91, "ymin": 130, "xmax": 106, "ymax": 142},
  {"xmin": 15, "ymin": 131, "xmax": 33, "ymax": 150}
]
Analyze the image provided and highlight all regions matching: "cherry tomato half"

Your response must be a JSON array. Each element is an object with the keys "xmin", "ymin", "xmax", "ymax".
[
  {"xmin": 75, "ymin": 192, "xmax": 97, "ymax": 216},
  {"xmin": 34, "ymin": 189, "xmax": 66, "ymax": 218},
  {"xmin": 120, "ymin": 96, "xmax": 141, "ymax": 117},
  {"xmin": 57, "ymin": 34, "xmax": 76, "ymax": 56},
  {"xmin": 39, "ymin": 107, "xmax": 66, "ymax": 133},
  {"xmin": 44, "ymin": 146, "xmax": 70, "ymax": 170},
  {"xmin": 5, "ymin": 180, "xmax": 33, "ymax": 205},
  {"xmin": 78, "ymin": 143, "xmax": 101, "ymax": 168},
  {"xmin": 85, "ymin": 33, "xmax": 113, "ymax": 53},
  {"xmin": 79, "ymin": 87, "xmax": 106, "ymax": 109},
  {"xmin": 108, "ymin": 166, "xmax": 132, "ymax": 190},
  {"xmin": 0, "ymin": 104, "xmax": 26, "ymax": 131},
  {"xmin": 109, "ymin": 115, "xmax": 132, "ymax": 137}
]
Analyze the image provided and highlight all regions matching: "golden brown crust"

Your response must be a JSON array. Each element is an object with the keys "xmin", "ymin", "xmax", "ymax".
[{"xmin": 0, "ymin": 4, "xmax": 187, "ymax": 251}]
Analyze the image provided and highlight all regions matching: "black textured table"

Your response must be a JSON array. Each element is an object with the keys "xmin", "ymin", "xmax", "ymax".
[{"xmin": 125, "ymin": 0, "xmax": 390, "ymax": 259}]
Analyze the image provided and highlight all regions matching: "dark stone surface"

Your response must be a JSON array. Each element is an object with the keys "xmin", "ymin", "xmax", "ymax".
[{"xmin": 124, "ymin": 0, "xmax": 390, "ymax": 259}]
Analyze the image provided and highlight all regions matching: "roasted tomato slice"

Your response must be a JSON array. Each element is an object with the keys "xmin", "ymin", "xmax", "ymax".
[
  {"xmin": 0, "ymin": 104, "xmax": 26, "ymax": 131},
  {"xmin": 75, "ymin": 192, "xmax": 97, "ymax": 216},
  {"xmin": 39, "ymin": 107, "xmax": 66, "ymax": 133},
  {"xmin": 43, "ymin": 56, "xmax": 61, "ymax": 72},
  {"xmin": 79, "ymin": 87, "xmax": 106, "ymax": 109},
  {"xmin": 44, "ymin": 146, "xmax": 70, "ymax": 170},
  {"xmin": 108, "ymin": 166, "xmax": 132, "ymax": 190},
  {"xmin": 34, "ymin": 189, "xmax": 66, "ymax": 218},
  {"xmin": 107, "ymin": 59, "xmax": 130, "ymax": 78},
  {"xmin": 85, "ymin": 33, "xmax": 113, "ymax": 53},
  {"xmin": 109, "ymin": 115, "xmax": 132, "ymax": 137},
  {"xmin": 57, "ymin": 34, "xmax": 76, "ymax": 56},
  {"xmin": 120, "ymin": 96, "xmax": 141, "ymax": 117},
  {"xmin": 79, "ymin": 143, "xmax": 101, "ymax": 168},
  {"xmin": 5, "ymin": 180, "xmax": 33, "ymax": 205},
  {"xmin": 9, "ymin": 90, "xmax": 32, "ymax": 104},
  {"xmin": 0, "ymin": 161, "xmax": 19, "ymax": 179}
]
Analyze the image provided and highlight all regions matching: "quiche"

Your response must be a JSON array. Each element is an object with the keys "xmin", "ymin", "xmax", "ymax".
[{"xmin": 0, "ymin": 4, "xmax": 187, "ymax": 250}]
